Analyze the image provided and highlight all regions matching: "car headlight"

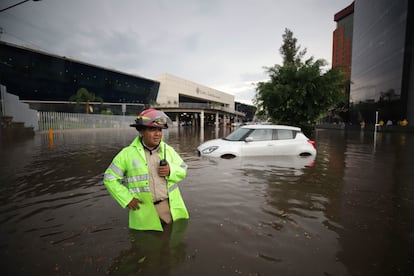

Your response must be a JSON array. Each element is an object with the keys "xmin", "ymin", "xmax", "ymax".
[{"xmin": 201, "ymin": 146, "xmax": 218, "ymax": 154}]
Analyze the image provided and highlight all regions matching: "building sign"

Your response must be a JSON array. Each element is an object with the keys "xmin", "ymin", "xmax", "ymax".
[{"xmin": 196, "ymin": 87, "xmax": 221, "ymax": 99}]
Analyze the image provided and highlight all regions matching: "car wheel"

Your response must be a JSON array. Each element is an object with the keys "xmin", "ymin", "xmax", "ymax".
[{"xmin": 220, "ymin": 154, "xmax": 236, "ymax": 159}]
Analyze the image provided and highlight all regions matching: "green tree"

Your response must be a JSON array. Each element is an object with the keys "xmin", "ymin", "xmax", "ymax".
[
  {"xmin": 280, "ymin": 28, "xmax": 307, "ymax": 66},
  {"xmin": 69, "ymin": 88, "xmax": 103, "ymax": 114},
  {"xmin": 255, "ymin": 28, "xmax": 347, "ymax": 132}
]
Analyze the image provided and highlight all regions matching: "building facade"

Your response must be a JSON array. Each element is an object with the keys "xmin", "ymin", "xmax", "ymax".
[
  {"xmin": 1, "ymin": 41, "xmax": 252, "ymax": 125},
  {"xmin": 156, "ymin": 73, "xmax": 235, "ymax": 111},
  {"xmin": 332, "ymin": 2, "xmax": 354, "ymax": 123},
  {"xmin": 333, "ymin": 2, "xmax": 354, "ymax": 80},
  {"xmin": 0, "ymin": 41, "xmax": 159, "ymax": 115},
  {"xmin": 348, "ymin": 0, "xmax": 413, "ymax": 125},
  {"xmin": 155, "ymin": 74, "xmax": 246, "ymax": 126}
]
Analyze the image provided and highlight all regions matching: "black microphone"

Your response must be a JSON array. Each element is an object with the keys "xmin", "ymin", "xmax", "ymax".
[{"xmin": 160, "ymin": 143, "xmax": 167, "ymax": 166}]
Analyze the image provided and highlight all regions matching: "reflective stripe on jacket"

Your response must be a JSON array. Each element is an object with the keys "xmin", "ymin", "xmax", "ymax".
[{"xmin": 103, "ymin": 136, "xmax": 189, "ymax": 231}]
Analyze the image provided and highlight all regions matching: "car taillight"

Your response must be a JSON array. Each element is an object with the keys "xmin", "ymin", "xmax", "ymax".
[{"xmin": 308, "ymin": 139, "xmax": 316, "ymax": 149}]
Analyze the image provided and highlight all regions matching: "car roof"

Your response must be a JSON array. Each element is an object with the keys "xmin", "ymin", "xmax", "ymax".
[{"xmin": 241, "ymin": 124, "xmax": 301, "ymax": 131}]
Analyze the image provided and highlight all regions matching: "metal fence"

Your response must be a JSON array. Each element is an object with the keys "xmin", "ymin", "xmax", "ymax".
[{"xmin": 38, "ymin": 112, "xmax": 136, "ymax": 131}]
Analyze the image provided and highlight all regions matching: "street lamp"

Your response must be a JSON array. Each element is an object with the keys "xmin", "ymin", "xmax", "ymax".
[{"xmin": 0, "ymin": 0, "xmax": 41, "ymax": 13}]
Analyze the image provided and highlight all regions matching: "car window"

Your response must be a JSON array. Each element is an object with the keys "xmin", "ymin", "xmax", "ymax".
[
  {"xmin": 248, "ymin": 129, "xmax": 273, "ymax": 141},
  {"xmin": 224, "ymin": 128, "xmax": 251, "ymax": 141},
  {"xmin": 274, "ymin": 129, "xmax": 294, "ymax": 140}
]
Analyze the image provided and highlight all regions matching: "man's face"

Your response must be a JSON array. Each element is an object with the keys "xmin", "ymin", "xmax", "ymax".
[{"xmin": 141, "ymin": 127, "xmax": 163, "ymax": 147}]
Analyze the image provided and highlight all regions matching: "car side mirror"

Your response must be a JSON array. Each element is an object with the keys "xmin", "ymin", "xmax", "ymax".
[{"xmin": 245, "ymin": 137, "xmax": 253, "ymax": 142}]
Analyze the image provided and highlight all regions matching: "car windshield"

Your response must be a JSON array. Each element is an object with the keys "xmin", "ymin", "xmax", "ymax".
[{"xmin": 223, "ymin": 128, "xmax": 252, "ymax": 141}]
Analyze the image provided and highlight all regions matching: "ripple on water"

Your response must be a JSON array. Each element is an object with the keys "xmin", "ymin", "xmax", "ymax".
[{"xmin": 1, "ymin": 129, "xmax": 412, "ymax": 275}]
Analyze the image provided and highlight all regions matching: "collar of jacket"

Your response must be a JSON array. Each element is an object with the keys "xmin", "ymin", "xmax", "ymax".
[{"xmin": 131, "ymin": 136, "xmax": 162, "ymax": 156}]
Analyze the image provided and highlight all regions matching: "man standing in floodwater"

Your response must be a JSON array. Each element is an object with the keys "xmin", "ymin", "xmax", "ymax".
[{"xmin": 103, "ymin": 109, "xmax": 189, "ymax": 231}]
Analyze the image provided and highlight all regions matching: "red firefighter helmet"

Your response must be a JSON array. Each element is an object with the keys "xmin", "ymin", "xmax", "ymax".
[{"xmin": 130, "ymin": 109, "xmax": 170, "ymax": 129}]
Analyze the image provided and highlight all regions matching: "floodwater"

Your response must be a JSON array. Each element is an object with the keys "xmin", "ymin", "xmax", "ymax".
[{"xmin": 0, "ymin": 126, "xmax": 413, "ymax": 276}]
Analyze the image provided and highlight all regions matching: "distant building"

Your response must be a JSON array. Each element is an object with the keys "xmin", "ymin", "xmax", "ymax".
[
  {"xmin": 346, "ymin": 0, "xmax": 413, "ymax": 125},
  {"xmin": 235, "ymin": 102, "xmax": 256, "ymax": 122},
  {"xmin": 156, "ymin": 73, "xmax": 235, "ymax": 111},
  {"xmin": 1, "ymin": 41, "xmax": 250, "ymax": 123},
  {"xmin": 332, "ymin": 1, "xmax": 354, "ymax": 123},
  {"xmin": 0, "ymin": 41, "xmax": 159, "ymax": 115},
  {"xmin": 155, "ymin": 74, "xmax": 247, "ymax": 126},
  {"xmin": 333, "ymin": 1, "xmax": 354, "ymax": 81}
]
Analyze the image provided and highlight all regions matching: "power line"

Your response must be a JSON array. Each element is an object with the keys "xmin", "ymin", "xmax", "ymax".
[{"xmin": 0, "ymin": 0, "xmax": 41, "ymax": 13}]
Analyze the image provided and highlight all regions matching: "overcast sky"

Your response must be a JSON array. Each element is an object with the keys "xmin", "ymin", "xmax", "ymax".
[{"xmin": 0, "ymin": 0, "xmax": 352, "ymax": 105}]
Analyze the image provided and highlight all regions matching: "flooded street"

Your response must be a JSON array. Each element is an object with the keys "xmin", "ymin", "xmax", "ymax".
[{"xmin": 1, "ymin": 127, "xmax": 413, "ymax": 275}]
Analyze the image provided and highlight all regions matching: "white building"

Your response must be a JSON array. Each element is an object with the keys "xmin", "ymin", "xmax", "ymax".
[
  {"xmin": 154, "ymin": 73, "xmax": 244, "ymax": 126},
  {"xmin": 156, "ymin": 73, "xmax": 235, "ymax": 111}
]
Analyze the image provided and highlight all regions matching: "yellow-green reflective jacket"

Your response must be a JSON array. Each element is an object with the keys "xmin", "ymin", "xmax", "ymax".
[{"xmin": 103, "ymin": 136, "xmax": 189, "ymax": 231}]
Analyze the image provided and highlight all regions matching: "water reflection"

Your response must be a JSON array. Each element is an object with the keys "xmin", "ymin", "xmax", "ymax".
[
  {"xmin": 0, "ymin": 127, "xmax": 413, "ymax": 275},
  {"xmin": 181, "ymin": 141, "xmax": 347, "ymax": 275}
]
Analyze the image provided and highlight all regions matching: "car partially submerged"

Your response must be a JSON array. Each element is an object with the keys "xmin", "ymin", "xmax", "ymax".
[{"xmin": 197, "ymin": 124, "xmax": 316, "ymax": 159}]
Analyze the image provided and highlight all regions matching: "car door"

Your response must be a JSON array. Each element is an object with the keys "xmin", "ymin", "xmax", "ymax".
[
  {"xmin": 241, "ymin": 129, "xmax": 274, "ymax": 156},
  {"xmin": 271, "ymin": 129, "xmax": 297, "ymax": 155}
]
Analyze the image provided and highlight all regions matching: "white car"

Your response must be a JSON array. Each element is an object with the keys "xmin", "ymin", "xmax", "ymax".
[{"xmin": 197, "ymin": 124, "xmax": 316, "ymax": 159}]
